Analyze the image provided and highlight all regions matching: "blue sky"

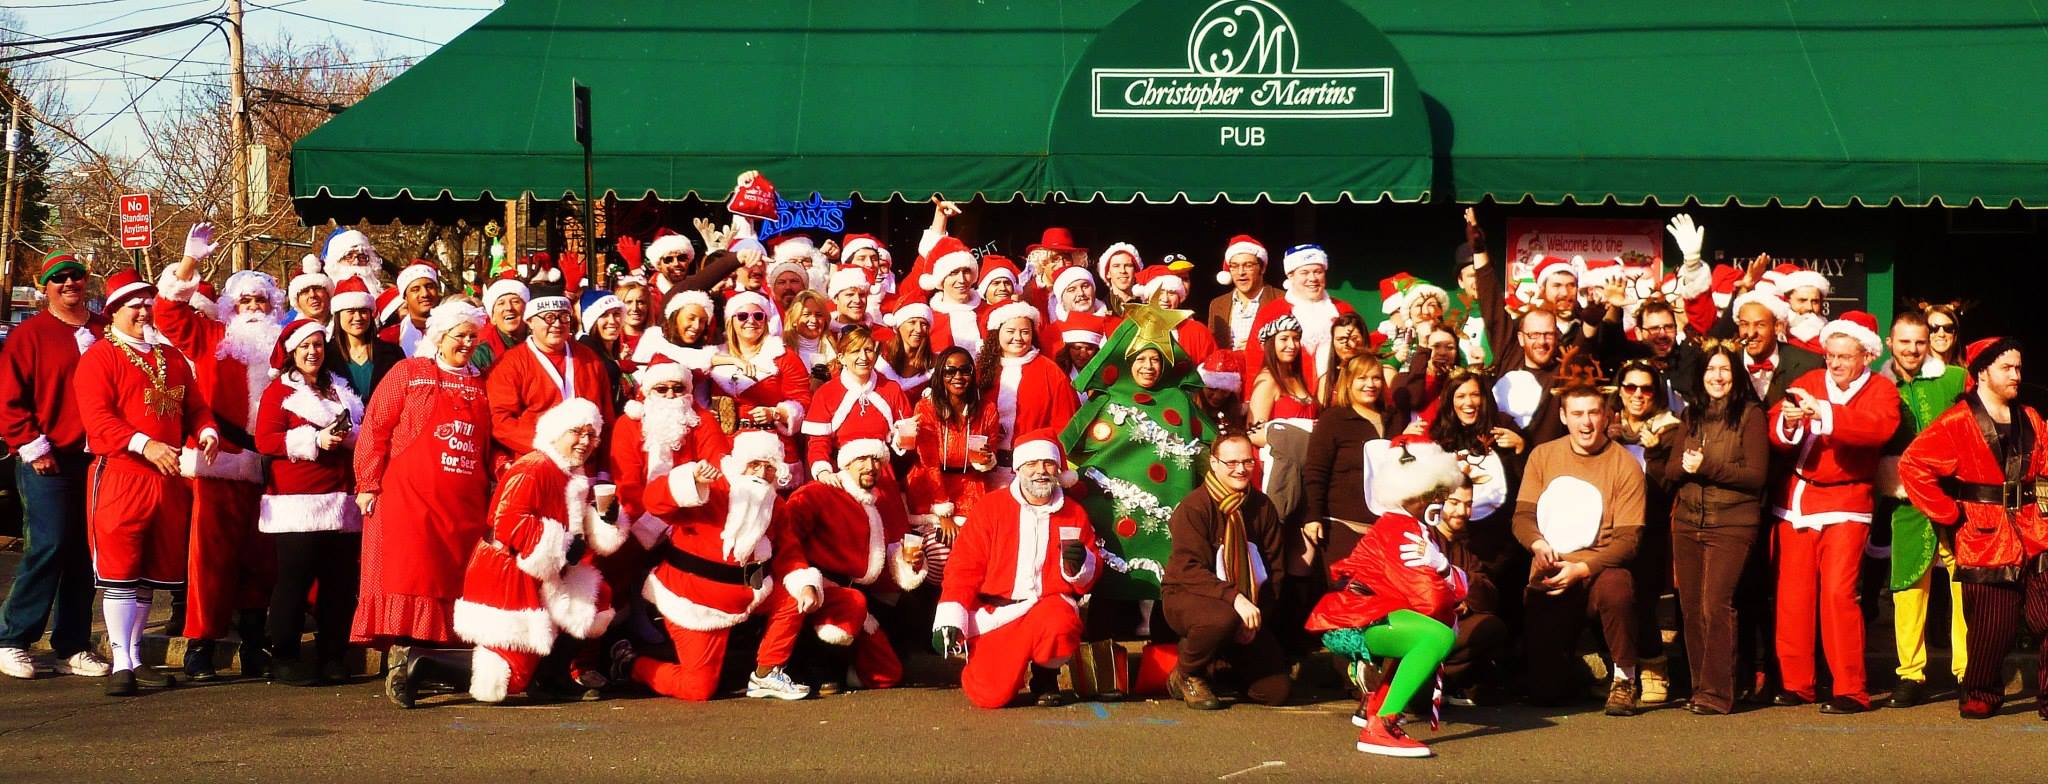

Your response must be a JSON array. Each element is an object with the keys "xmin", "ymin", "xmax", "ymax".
[{"xmin": 9, "ymin": 0, "xmax": 494, "ymax": 165}]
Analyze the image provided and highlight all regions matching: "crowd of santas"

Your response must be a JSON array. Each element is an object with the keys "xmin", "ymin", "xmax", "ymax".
[{"xmin": 3, "ymin": 191, "xmax": 2045, "ymax": 761}]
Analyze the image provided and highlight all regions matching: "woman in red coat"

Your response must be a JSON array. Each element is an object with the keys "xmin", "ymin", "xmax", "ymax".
[
  {"xmin": 905, "ymin": 347, "xmax": 1003, "ymax": 578},
  {"xmin": 801, "ymin": 327, "xmax": 914, "ymax": 487},
  {"xmin": 253, "ymin": 319, "xmax": 365, "ymax": 685},
  {"xmin": 706, "ymin": 291, "xmax": 811, "ymax": 484},
  {"xmin": 972, "ymin": 301, "xmax": 1081, "ymax": 479},
  {"xmin": 1306, "ymin": 438, "xmax": 1469, "ymax": 758}
]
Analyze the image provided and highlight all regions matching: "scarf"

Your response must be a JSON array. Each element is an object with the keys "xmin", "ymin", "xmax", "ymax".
[{"xmin": 1205, "ymin": 472, "xmax": 1256, "ymax": 602}]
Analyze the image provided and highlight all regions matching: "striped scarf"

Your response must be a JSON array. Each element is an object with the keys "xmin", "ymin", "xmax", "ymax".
[{"xmin": 1205, "ymin": 472, "xmax": 1256, "ymax": 601}]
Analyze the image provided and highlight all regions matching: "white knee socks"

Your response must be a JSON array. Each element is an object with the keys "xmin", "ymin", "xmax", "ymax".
[{"xmin": 102, "ymin": 588, "xmax": 141, "ymax": 672}]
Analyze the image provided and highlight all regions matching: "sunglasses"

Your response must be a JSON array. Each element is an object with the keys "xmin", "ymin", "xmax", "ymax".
[
  {"xmin": 45, "ymin": 270, "xmax": 85, "ymax": 285},
  {"xmin": 940, "ymin": 365, "xmax": 974, "ymax": 376},
  {"xmin": 1620, "ymin": 383, "xmax": 1656, "ymax": 394},
  {"xmin": 647, "ymin": 383, "xmax": 688, "ymax": 396},
  {"xmin": 1929, "ymin": 323, "xmax": 1955, "ymax": 334},
  {"xmin": 732, "ymin": 311, "xmax": 768, "ymax": 324}
]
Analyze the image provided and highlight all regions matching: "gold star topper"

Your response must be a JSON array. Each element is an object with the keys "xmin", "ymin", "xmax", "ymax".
[{"xmin": 1121, "ymin": 302, "xmax": 1191, "ymax": 359}]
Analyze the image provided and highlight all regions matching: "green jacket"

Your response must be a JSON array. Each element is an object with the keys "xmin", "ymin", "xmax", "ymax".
[{"xmin": 1879, "ymin": 357, "xmax": 1967, "ymax": 589}]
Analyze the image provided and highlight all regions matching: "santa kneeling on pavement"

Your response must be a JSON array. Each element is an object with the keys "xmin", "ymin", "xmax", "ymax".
[
  {"xmin": 453, "ymin": 398, "xmax": 626, "ymax": 703},
  {"xmin": 784, "ymin": 439, "xmax": 928, "ymax": 694},
  {"xmin": 613, "ymin": 430, "xmax": 823, "ymax": 701},
  {"xmin": 932, "ymin": 428, "xmax": 1102, "ymax": 709}
]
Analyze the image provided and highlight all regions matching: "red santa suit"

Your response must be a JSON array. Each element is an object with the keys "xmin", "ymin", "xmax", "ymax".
[
  {"xmin": 1768, "ymin": 349, "xmax": 1901, "ymax": 708},
  {"xmin": 928, "ymin": 294, "xmax": 986, "ymax": 357},
  {"xmin": 484, "ymin": 337, "xmax": 616, "ymax": 473},
  {"xmin": 992, "ymin": 350, "xmax": 1081, "ymax": 455},
  {"xmin": 153, "ymin": 269, "xmax": 281, "ymax": 642},
  {"xmin": 453, "ymin": 401, "xmax": 626, "ymax": 703},
  {"xmin": 933, "ymin": 437, "xmax": 1104, "ymax": 709},
  {"xmin": 631, "ymin": 433, "xmax": 824, "ymax": 701},
  {"xmin": 783, "ymin": 440, "xmax": 929, "ymax": 689},
  {"xmin": 76, "ymin": 324, "xmax": 218, "ymax": 590},
  {"xmin": 602, "ymin": 362, "xmax": 731, "ymax": 607},
  {"xmin": 251, "ymin": 368, "xmax": 364, "ymax": 534},
  {"xmin": 800, "ymin": 369, "xmax": 913, "ymax": 482},
  {"xmin": 1244, "ymin": 290, "xmax": 1355, "ymax": 393},
  {"xmin": 704, "ymin": 336, "xmax": 811, "ymax": 479}
]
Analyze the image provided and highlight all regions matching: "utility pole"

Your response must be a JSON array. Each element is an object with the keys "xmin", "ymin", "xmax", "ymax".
[
  {"xmin": 228, "ymin": 0, "xmax": 249, "ymax": 271},
  {"xmin": 0, "ymin": 88, "xmax": 20, "ymax": 322}
]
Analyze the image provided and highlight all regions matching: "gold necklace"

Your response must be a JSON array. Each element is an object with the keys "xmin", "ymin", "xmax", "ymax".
[{"xmin": 106, "ymin": 326, "xmax": 184, "ymax": 417}]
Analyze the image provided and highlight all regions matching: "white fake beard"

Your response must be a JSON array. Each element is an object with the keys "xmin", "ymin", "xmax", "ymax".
[
  {"xmin": 217, "ymin": 313, "xmax": 283, "ymax": 368},
  {"xmin": 639, "ymin": 394, "xmax": 698, "ymax": 453},
  {"xmin": 722, "ymin": 475, "xmax": 776, "ymax": 562},
  {"xmin": 1788, "ymin": 311, "xmax": 1826, "ymax": 342}
]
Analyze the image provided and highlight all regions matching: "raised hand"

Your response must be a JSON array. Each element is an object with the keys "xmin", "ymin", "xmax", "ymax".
[
  {"xmin": 1665, "ymin": 214, "xmax": 1705, "ymax": 261},
  {"xmin": 183, "ymin": 221, "xmax": 219, "ymax": 262}
]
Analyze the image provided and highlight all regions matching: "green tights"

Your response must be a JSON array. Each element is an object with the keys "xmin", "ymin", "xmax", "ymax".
[{"xmin": 1323, "ymin": 610, "xmax": 1456, "ymax": 717}]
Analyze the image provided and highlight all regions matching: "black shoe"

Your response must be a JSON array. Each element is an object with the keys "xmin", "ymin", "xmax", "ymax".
[
  {"xmin": 270, "ymin": 658, "xmax": 319, "ymax": 687},
  {"xmin": 386, "ymin": 651, "xmax": 421, "ymax": 709},
  {"xmin": 319, "ymin": 659, "xmax": 349, "ymax": 685},
  {"xmin": 1771, "ymin": 691, "xmax": 1811, "ymax": 707},
  {"xmin": 607, "ymin": 639, "xmax": 637, "ymax": 686},
  {"xmin": 1886, "ymin": 679, "xmax": 1925, "ymax": 709},
  {"xmin": 132, "ymin": 664, "xmax": 175, "ymax": 689},
  {"xmin": 105, "ymin": 669, "xmax": 138, "ymax": 697},
  {"xmin": 1818, "ymin": 697, "xmax": 1870, "ymax": 715},
  {"xmin": 1684, "ymin": 700, "xmax": 1729, "ymax": 716},
  {"xmin": 238, "ymin": 644, "xmax": 271, "ymax": 680},
  {"xmin": 182, "ymin": 640, "xmax": 218, "ymax": 681}
]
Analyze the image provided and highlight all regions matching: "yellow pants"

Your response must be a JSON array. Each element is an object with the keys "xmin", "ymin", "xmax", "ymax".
[{"xmin": 1892, "ymin": 541, "xmax": 1968, "ymax": 682}]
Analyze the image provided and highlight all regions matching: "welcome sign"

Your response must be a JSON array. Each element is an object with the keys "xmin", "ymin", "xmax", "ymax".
[{"xmin": 1048, "ymin": 0, "xmax": 1431, "ymax": 203}]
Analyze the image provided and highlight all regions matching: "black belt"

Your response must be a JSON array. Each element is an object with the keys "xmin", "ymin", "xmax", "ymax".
[
  {"xmin": 1943, "ymin": 478, "xmax": 2040, "ymax": 510},
  {"xmin": 658, "ymin": 543, "xmax": 766, "ymax": 589},
  {"xmin": 819, "ymin": 569, "xmax": 855, "ymax": 588},
  {"xmin": 977, "ymin": 593, "xmax": 1018, "ymax": 608},
  {"xmin": 941, "ymin": 466, "xmax": 978, "ymax": 475}
]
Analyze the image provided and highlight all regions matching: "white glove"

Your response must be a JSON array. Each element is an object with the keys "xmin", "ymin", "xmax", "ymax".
[
  {"xmin": 184, "ymin": 222, "xmax": 219, "ymax": 261},
  {"xmin": 1665, "ymin": 214, "xmax": 1704, "ymax": 262},
  {"xmin": 1399, "ymin": 531, "xmax": 1450, "ymax": 575}
]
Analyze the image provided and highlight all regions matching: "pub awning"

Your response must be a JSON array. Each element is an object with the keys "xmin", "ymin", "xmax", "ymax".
[{"xmin": 291, "ymin": 0, "xmax": 2048, "ymax": 222}]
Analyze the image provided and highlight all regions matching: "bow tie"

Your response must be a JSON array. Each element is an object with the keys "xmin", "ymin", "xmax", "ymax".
[{"xmin": 1747, "ymin": 360, "xmax": 1774, "ymax": 373}]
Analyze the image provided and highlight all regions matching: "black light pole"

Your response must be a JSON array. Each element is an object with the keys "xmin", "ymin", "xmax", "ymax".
[{"xmin": 573, "ymin": 80, "xmax": 598, "ymax": 289}]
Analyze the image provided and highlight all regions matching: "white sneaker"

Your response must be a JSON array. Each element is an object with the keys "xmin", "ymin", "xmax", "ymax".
[
  {"xmin": 0, "ymin": 647, "xmax": 35, "ymax": 679},
  {"xmin": 55, "ymin": 650, "xmax": 111, "ymax": 677},
  {"xmin": 744, "ymin": 667, "xmax": 811, "ymax": 700}
]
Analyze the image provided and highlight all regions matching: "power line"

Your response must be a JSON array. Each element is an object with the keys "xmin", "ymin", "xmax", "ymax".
[
  {"xmin": 246, "ymin": 2, "xmax": 446, "ymax": 46},
  {"xmin": 46, "ymin": 0, "xmax": 224, "ymax": 38},
  {"xmin": 59, "ymin": 25, "xmax": 218, "ymax": 151},
  {"xmin": 0, "ymin": 11, "xmax": 221, "ymax": 46},
  {"xmin": 0, "ymin": 14, "xmax": 226, "ymax": 64},
  {"xmin": 9, "ymin": 0, "xmax": 157, "ymax": 9},
  {"xmin": 357, "ymin": 0, "xmax": 497, "ymax": 10}
]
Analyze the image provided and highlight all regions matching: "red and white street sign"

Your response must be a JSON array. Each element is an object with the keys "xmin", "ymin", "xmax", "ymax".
[{"xmin": 118, "ymin": 193, "xmax": 152, "ymax": 251}]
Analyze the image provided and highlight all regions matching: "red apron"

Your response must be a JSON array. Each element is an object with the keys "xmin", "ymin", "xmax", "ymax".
[{"xmin": 353, "ymin": 371, "xmax": 493, "ymax": 646}]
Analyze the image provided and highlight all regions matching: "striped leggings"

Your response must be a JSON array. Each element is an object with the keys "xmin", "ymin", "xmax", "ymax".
[{"xmin": 1958, "ymin": 570, "xmax": 2048, "ymax": 708}]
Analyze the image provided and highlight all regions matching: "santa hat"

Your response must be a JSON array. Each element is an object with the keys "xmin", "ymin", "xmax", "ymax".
[
  {"xmin": 1754, "ymin": 263, "xmax": 1799, "ymax": 298},
  {"xmin": 1096, "ymin": 242, "xmax": 1142, "ymax": 282},
  {"xmin": 101, "ymin": 268, "xmax": 154, "ymax": 312},
  {"xmin": 1964, "ymin": 336, "xmax": 2021, "ymax": 389},
  {"xmin": 414, "ymin": 300, "xmax": 487, "ymax": 359},
  {"xmin": 828, "ymin": 266, "xmax": 870, "ymax": 299},
  {"xmin": 394, "ymin": 259, "xmax": 439, "ymax": 294},
  {"xmin": 666, "ymin": 288, "xmax": 715, "ymax": 319},
  {"xmin": 1282, "ymin": 243, "xmax": 1328, "ymax": 278},
  {"xmin": 517, "ymin": 252, "xmax": 562, "ymax": 285},
  {"xmin": 1730, "ymin": 290, "xmax": 1792, "ymax": 326},
  {"xmin": 37, "ymin": 252, "xmax": 86, "ymax": 286},
  {"xmin": 767, "ymin": 258, "xmax": 809, "ymax": 286},
  {"xmin": 767, "ymin": 234, "xmax": 817, "ymax": 263},
  {"xmin": 1779, "ymin": 267, "xmax": 1831, "ymax": 297},
  {"xmin": 1056, "ymin": 311, "xmax": 1109, "ymax": 347},
  {"xmin": 287, "ymin": 265, "xmax": 332, "ymax": 305},
  {"xmin": 1197, "ymin": 350, "xmax": 1243, "ymax": 393},
  {"xmin": 1578, "ymin": 258, "xmax": 1623, "ymax": 291},
  {"xmin": 1132, "ymin": 266, "xmax": 1184, "ymax": 300},
  {"xmin": 919, "ymin": 236, "xmax": 980, "ymax": 290},
  {"xmin": 645, "ymin": 233, "xmax": 695, "ymax": 264},
  {"xmin": 1819, "ymin": 310, "xmax": 1883, "ymax": 356},
  {"xmin": 883, "ymin": 300, "xmax": 932, "ymax": 329},
  {"xmin": 1709, "ymin": 264, "xmax": 1744, "ymax": 309},
  {"xmin": 579, "ymin": 290, "xmax": 622, "ymax": 334},
  {"xmin": 375, "ymin": 288, "xmax": 404, "ymax": 325},
  {"xmin": 330, "ymin": 275, "xmax": 374, "ymax": 313},
  {"xmin": 523, "ymin": 295, "xmax": 571, "ymax": 322},
  {"xmin": 1367, "ymin": 437, "xmax": 1464, "ymax": 510},
  {"xmin": 323, "ymin": 229, "xmax": 378, "ymax": 268},
  {"xmin": 1011, "ymin": 427, "xmax": 1078, "ymax": 486},
  {"xmin": 1530, "ymin": 255, "xmax": 1581, "ymax": 287},
  {"xmin": 840, "ymin": 234, "xmax": 889, "ymax": 264},
  {"xmin": 1026, "ymin": 227, "xmax": 1085, "ymax": 255},
  {"xmin": 984, "ymin": 300, "xmax": 1042, "ymax": 332},
  {"xmin": 1378, "ymin": 272, "xmax": 1419, "ymax": 315},
  {"xmin": 534, "ymin": 397, "xmax": 603, "ymax": 454},
  {"xmin": 1218, "ymin": 234, "xmax": 1268, "ymax": 285},
  {"xmin": 1051, "ymin": 266, "xmax": 1095, "ymax": 302},
  {"xmin": 722, "ymin": 430, "xmax": 790, "ymax": 486},
  {"xmin": 217, "ymin": 270, "xmax": 283, "ymax": 323},
  {"xmin": 270, "ymin": 318, "xmax": 329, "ymax": 373},
  {"xmin": 976, "ymin": 255, "xmax": 1020, "ymax": 298},
  {"xmin": 483, "ymin": 272, "xmax": 531, "ymax": 310},
  {"xmin": 636, "ymin": 353, "xmax": 691, "ymax": 393},
  {"xmin": 835, "ymin": 438, "xmax": 890, "ymax": 469}
]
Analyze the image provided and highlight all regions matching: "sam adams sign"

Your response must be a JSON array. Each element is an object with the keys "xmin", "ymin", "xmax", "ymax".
[{"xmin": 1047, "ymin": 0, "xmax": 1432, "ymax": 202}]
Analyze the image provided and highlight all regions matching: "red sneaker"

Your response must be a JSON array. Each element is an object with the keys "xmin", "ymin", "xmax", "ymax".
[
  {"xmin": 1352, "ymin": 681, "xmax": 1393, "ymax": 728},
  {"xmin": 1356, "ymin": 714, "xmax": 1432, "ymax": 758}
]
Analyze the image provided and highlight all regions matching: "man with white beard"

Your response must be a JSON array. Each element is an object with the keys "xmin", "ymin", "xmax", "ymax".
[
  {"xmin": 322, "ymin": 228, "xmax": 385, "ymax": 296},
  {"xmin": 152, "ymin": 222, "xmax": 285, "ymax": 680},
  {"xmin": 1771, "ymin": 267, "xmax": 1832, "ymax": 354},
  {"xmin": 602, "ymin": 356, "xmax": 732, "ymax": 618}
]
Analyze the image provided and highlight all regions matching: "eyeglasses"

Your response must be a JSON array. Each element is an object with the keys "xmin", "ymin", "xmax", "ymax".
[
  {"xmin": 732, "ymin": 311, "xmax": 768, "ymax": 324},
  {"xmin": 940, "ymin": 365, "xmax": 974, "ymax": 376},
  {"xmin": 1619, "ymin": 383, "xmax": 1656, "ymax": 394},
  {"xmin": 1929, "ymin": 322, "xmax": 1955, "ymax": 334},
  {"xmin": 45, "ymin": 270, "xmax": 85, "ymax": 285},
  {"xmin": 647, "ymin": 383, "xmax": 687, "ymax": 397},
  {"xmin": 534, "ymin": 312, "xmax": 571, "ymax": 324},
  {"xmin": 1214, "ymin": 458, "xmax": 1257, "ymax": 471}
]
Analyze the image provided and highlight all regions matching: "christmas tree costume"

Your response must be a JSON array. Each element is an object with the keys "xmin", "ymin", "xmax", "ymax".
[{"xmin": 1060, "ymin": 304, "xmax": 1216, "ymax": 602}]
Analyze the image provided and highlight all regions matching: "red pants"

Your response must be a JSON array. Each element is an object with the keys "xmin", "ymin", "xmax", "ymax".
[
  {"xmin": 1774, "ymin": 521, "xmax": 1868, "ymax": 704},
  {"xmin": 473, "ymin": 645, "xmax": 542, "ymax": 703},
  {"xmin": 87, "ymin": 461, "xmax": 192, "ymax": 589},
  {"xmin": 184, "ymin": 478, "xmax": 275, "ymax": 640},
  {"xmin": 960, "ymin": 598, "xmax": 1081, "ymax": 709},
  {"xmin": 635, "ymin": 589, "xmax": 804, "ymax": 701},
  {"xmin": 808, "ymin": 586, "xmax": 903, "ymax": 689}
]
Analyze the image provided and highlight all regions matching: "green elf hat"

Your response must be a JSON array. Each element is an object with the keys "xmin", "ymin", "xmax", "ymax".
[{"xmin": 36, "ymin": 252, "xmax": 87, "ymax": 286}]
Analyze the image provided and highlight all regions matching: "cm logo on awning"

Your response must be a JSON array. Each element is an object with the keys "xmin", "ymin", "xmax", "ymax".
[{"xmin": 1090, "ymin": 0, "xmax": 1393, "ymax": 119}]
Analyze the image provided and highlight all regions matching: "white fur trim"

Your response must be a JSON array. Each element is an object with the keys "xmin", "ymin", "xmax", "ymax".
[
  {"xmin": 180, "ymin": 446, "xmax": 266, "ymax": 483},
  {"xmin": 283, "ymin": 425, "xmax": 323, "ymax": 462},
  {"xmin": 279, "ymin": 374, "xmax": 363, "ymax": 431},
  {"xmin": 646, "ymin": 234, "xmax": 695, "ymax": 263},
  {"xmin": 454, "ymin": 600, "xmax": 556, "ymax": 655},
  {"xmin": 586, "ymin": 516, "xmax": 631, "ymax": 557},
  {"xmin": 783, "ymin": 567, "xmax": 825, "ymax": 601},
  {"xmin": 483, "ymin": 278, "xmax": 531, "ymax": 309},
  {"xmin": 1225, "ymin": 240, "xmax": 1268, "ymax": 264},
  {"xmin": 543, "ymin": 563, "xmax": 612, "ymax": 639},
  {"xmin": 1731, "ymin": 291, "xmax": 1792, "ymax": 325},
  {"xmin": 816, "ymin": 623, "xmax": 856, "ymax": 646},
  {"xmin": 154, "ymin": 268, "xmax": 202, "ymax": 304},
  {"xmin": 1060, "ymin": 546, "xmax": 1098, "ymax": 585},
  {"xmin": 932, "ymin": 601, "xmax": 970, "ymax": 634},
  {"xmin": 888, "ymin": 542, "xmax": 928, "ymax": 591},
  {"xmin": 533, "ymin": 398, "xmax": 603, "ymax": 454},
  {"xmin": 884, "ymin": 302, "xmax": 933, "ymax": 329},
  {"xmin": 1819, "ymin": 319, "xmax": 1883, "ymax": 357},
  {"xmin": 643, "ymin": 571, "xmax": 771, "ymax": 632},
  {"xmin": 1282, "ymin": 245, "xmax": 1328, "ymax": 275},
  {"xmin": 920, "ymin": 250, "xmax": 979, "ymax": 291},
  {"xmin": 1366, "ymin": 440, "xmax": 1464, "ymax": 509},
  {"xmin": 1780, "ymin": 269, "xmax": 1831, "ymax": 297},
  {"xmin": 469, "ymin": 647, "xmax": 513, "ymax": 703},
  {"xmin": 665, "ymin": 465, "xmax": 708, "ymax": 508},
  {"xmin": 516, "ymin": 518, "xmax": 570, "ymax": 580},
  {"xmin": 16, "ymin": 435, "xmax": 52, "ymax": 464},
  {"xmin": 931, "ymin": 502, "xmax": 956, "ymax": 519},
  {"xmin": 258, "ymin": 491, "xmax": 361, "ymax": 534},
  {"xmin": 1875, "ymin": 456, "xmax": 1906, "ymax": 501},
  {"xmin": 984, "ymin": 301, "xmax": 1042, "ymax": 332},
  {"xmin": 836, "ymin": 438, "xmax": 890, "ymax": 468},
  {"xmin": 665, "ymin": 289, "xmax": 715, "ymax": 320},
  {"xmin": 1013, "ymin": 438, "xmax": 1062, "ymax": 469}
]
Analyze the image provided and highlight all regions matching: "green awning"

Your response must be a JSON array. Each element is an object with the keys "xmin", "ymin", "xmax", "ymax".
[{"xmin": 291, "ymin": 0, "xmax": 2048, "ymax": 219}]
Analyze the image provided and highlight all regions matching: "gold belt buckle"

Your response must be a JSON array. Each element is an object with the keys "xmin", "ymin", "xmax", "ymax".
[{"xmin": 2034, "ymin": 478, "xmax": 2048, "ymax": 516}]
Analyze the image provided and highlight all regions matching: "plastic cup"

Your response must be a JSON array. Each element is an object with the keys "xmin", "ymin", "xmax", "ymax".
[
  {"xmin": 593, "ymin": 483, "xmax": 617, "ymax": 514},
  {"xmin": 966, "ymin": 434, "xmax": 990, "ymax": 451}
]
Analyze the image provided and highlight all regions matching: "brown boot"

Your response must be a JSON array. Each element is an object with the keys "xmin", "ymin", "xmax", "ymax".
[
  {"xmin": 1605, "ymin": 678, "xmax": 1639, "ymax": 717},
  {"xmin": 1169, "ymin": 669, "xmax": 1222, "ymax": 710}
]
